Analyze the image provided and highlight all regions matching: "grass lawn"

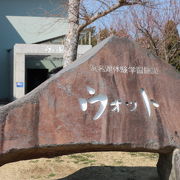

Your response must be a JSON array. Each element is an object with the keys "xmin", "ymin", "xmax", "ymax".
[{"xmin": 0, "ymin": 152, "xmax": 159, "ymax": 180}]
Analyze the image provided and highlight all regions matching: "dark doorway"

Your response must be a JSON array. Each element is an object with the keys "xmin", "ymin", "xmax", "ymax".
[{"xmin": 26, "ymin": 69, "xmax": 48, "ymax": 93}]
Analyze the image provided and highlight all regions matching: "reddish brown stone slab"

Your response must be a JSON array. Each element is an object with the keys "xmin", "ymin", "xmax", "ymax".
[{"xmin": 0, "ymin": 36, "xmax": 179, "ymax": 166}]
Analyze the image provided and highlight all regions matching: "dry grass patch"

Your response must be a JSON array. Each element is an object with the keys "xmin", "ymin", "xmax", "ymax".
[{"xmin": 0, "ymin": 152, "xmax": 159, "ymax": 180}]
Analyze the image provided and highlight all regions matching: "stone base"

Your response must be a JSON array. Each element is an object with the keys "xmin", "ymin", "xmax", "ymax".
[{"xmin": 157, "ymin": 149, "xmax": 180, "ymax": 180}]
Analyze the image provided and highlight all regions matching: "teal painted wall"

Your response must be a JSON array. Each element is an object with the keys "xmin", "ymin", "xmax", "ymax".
[{"xmin": 0, "ymin": 0, "xmax": 67, "ymax": 100}]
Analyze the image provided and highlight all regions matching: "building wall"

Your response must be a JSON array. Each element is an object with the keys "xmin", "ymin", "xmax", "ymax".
[
  {"xmin": 0, "ymin": 0, "xmax": 67, "ymax": 101},
  {"xmin": 12, "ymin": 44, "xmax": 92, "ymax": 100}
]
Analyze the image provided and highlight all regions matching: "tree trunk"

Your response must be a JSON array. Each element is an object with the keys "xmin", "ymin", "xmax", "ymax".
[
  {"xmin": 63, "ymin": 0, "xmax": 80, "ymax": 67},
  {"xmin": 62, "ymin": 0, "xmax": 145, "ymax": 67}
]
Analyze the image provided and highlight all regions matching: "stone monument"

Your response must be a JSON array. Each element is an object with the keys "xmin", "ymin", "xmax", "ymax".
[{"xmin": 0, "ymin": 36, "xmax": 179, "ymax": 180}]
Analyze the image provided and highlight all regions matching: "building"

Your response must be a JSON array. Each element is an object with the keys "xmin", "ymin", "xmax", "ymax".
[{"xmin": 0, "ymin": 0, "xmax": 91, "ymax": 103}]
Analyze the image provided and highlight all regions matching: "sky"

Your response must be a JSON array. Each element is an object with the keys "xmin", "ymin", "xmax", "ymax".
[{"xmin": 83, "ymin": 0, "xmax": 180, "ymax": 35}]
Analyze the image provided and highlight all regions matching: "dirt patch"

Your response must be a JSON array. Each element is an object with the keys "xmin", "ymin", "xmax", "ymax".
[{"xmin": 0, "ymin": 152, "xmax": 159, "ymax": 180}]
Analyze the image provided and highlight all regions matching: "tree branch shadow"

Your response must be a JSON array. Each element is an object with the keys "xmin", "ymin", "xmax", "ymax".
[{"xmin": 56, "ymin": 166, "xmax": 159, "ymax": 180}]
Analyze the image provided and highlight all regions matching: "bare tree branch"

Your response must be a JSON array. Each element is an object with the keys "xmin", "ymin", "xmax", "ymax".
[
  {"xmin": 78, "ymin": 0, "xmax": 146, "ymax": 32},
  {"xmin": 63, "ymin": 0, "xmax": 148, "ymax": 66}
]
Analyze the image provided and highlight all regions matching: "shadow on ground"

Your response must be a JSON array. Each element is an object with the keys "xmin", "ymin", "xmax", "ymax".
[{"xmin": 57, "ymin": 166, "xmax": 159, "ymax": 180}]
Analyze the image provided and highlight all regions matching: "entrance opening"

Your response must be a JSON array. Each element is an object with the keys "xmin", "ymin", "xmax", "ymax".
[
  {"xmin": 25, "ymin": 54, "xmax": 64, "ymax": 94},
  {"xmin": 26, "ymin": 68, "xmax": 49, "ymax": 93}
]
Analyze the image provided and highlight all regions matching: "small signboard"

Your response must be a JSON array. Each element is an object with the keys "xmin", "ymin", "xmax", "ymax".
[{"xmin": 16, "ymin": 82, "xmax": 24, "ymax": 88}]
